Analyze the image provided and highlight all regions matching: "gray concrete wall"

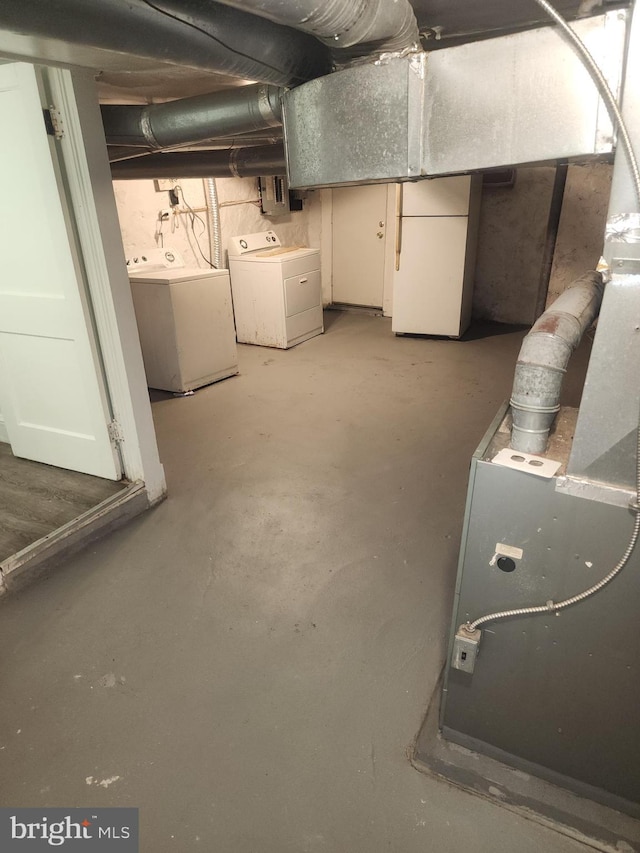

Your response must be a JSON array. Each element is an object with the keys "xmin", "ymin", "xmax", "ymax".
[
  {"xmin": 472, "ymin": 163, "xmax": 613, "ymax": 325},
  {"xmin": 546, "ymin": 162, "xmax": 612, "ymax": 307},
  {"xmin": 473, "ymin": 167, "xmax": 555, "ymax": 325}
]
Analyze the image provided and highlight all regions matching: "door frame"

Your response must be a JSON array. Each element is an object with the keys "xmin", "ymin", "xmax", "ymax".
[
  {"xmin": 323, "ymin": 185, "xmax": 397, "ymax": 317},
  {"xmin": 44, "ymin": 67, "xmax": 165, "ymax": 502},
  {"xmin": 0, "ymin": 57, "xmax": 166, "ymax": 502}
]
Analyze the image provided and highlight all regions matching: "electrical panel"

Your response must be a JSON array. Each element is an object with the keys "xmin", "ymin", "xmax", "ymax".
[{"xmin": 259, "ymin": 175, "xmax": 291, "ymax": 216}]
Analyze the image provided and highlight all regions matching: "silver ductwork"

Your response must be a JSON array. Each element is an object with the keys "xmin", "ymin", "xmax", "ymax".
[
  {"xmin": 210, "ymin": 0, "xmax": 419, "ymax": 58},
  {"xmin": 110, "ymin": 145, "xmax": 286, "ymax": 179},
  {"xmin": 101, "ymin": 84, "xmax": 283, "ymax": 150},
  {"xmin": 283, "ymin": 11, "xmax": 627, "ymax": 187},
  {"xmin": 510, "ymin": 271, "xmax": 605, "ymax": 454},
  {"xmin": 0, "ymin": 0, "xmax": 331, "ymax": 87}
]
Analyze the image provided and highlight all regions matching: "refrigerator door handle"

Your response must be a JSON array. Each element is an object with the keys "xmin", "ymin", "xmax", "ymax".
[{"xmin": 395, "ymin": 184, "xmax": 403, "ymax": 271}]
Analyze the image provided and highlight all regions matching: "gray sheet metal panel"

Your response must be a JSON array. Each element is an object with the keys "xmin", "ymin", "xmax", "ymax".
[
  {"xmin": 566, "ymin": 272, "xmax": 640, "ymax": 488},
  {"xmin": 441, "ymin": 402, "xmax": 510, "ymax": 730},
  {"xmin": 441, "ymin": 455, "xmax": 640, "ymax": 805},
  {"xmin": 283, "ymin": 13, "xmax": 626, "ymax": 188},
  {"xmin": 567, "ymin": 3, "xmax": 640, "ymax": 489},
  {"xmin": 283, "ymin": 54, "xmax": 426, "ymax": 189},
  {"xmin": 423, "ymin": 11, "xmax": 626, "ymax": 176},
  {"xmin": 604, "ymin": 3, "xmax": 640, "ymax": 226}
]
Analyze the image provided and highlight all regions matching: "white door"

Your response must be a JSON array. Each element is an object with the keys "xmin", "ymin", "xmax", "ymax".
[
  {"xmin": 331, "ymin": 185, "xmax": 388, "ymax": 307},
  {"xmin": 0, "ymin": 63, "xmax": 121, "ymax": 479}
]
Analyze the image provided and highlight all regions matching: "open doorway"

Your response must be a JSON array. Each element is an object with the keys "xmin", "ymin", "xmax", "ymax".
[{"xmin": 0, "ymin": 61, "xmax": 165, "ymax": 592}]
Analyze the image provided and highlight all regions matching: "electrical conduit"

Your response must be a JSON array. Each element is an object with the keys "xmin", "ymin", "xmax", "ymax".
[{"xmin": 204, "ymin": 178, "xmax": 223, "ymax": 270}]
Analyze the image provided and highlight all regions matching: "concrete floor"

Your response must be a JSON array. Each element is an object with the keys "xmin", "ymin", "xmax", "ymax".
[{"xmin": 0, "ymin": 311, "xmax": 592, "ymax": 853}]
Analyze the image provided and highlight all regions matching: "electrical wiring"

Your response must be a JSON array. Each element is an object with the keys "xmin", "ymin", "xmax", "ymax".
[
  {"xmin": 173, "ymin": 185, "xmax": 214, "ymax": 268},
  {"xmin": 139, "ymin": 0, "xmax": 307, "ymax": 85},
  {"xmin": 465, "ymin": 0, "xmax": 640, "ymax": 633}
]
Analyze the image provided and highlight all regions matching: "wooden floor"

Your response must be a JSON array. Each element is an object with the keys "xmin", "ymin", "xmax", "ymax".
[{"xmin": 0, "ymin": 443, "xmax": 126, "ymax": 562}]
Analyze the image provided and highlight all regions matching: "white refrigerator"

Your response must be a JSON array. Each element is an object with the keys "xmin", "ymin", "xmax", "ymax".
[{"xmin": 391, "ymin": 175, "xmax": 481, "ymax": 338}]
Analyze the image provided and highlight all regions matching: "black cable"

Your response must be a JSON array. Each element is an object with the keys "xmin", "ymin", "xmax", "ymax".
[{"xmin": 139, "ymin": 0, "xmax": 303, "ymax": 84}]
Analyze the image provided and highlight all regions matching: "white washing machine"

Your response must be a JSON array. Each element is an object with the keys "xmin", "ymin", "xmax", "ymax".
[
  {"xmin": 228, "ymin": 231, "xmax": 323, "ymax": 349},
  {"xmin": 127, "ymin": 248, "xmax": 238, "ymax": 393}
]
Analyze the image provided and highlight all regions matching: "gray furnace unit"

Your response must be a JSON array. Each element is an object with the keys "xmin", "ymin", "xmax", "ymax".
[
  {"xmin": 281, "ymin": 0, "xmax": 640, "ymax": 825},
  {"xmin": 431, "ymin": 4, "xmax": 640, "ymax": 821}
]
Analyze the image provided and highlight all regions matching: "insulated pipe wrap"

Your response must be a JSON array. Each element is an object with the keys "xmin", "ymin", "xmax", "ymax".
[
  {"xmin": 110, "ymin": 145, "xmax": 286, "ymax": 179},
  {"xmin": 208, "ymin": 0, "xmax": 420, "ymax": 55},
  {"xmin": 510, "ymin": 271, "xmax": 605, "ymax": 453},
  {"xmin": 101, "ymin": 84, "xmax": 284, "ymax": 150},
  {"xmin": 0, "ymin": 0, "xmax": 331, "ymax": 86}
]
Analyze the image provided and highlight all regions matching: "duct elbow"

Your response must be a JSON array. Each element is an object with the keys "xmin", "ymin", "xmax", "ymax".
[{"xmin": 510, "ymin": 271, "xmax": 605, "ymax": 454}]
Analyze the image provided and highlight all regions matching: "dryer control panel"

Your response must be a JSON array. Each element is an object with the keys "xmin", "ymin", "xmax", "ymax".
[{"xmin": 228, "ymin": 232, "xmax": 281, "ymax": 256}]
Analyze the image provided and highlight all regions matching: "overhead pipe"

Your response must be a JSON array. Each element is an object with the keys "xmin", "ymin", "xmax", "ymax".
[
  {"xmin": 510, "ymin": 271, "xmax": 605, "ymax": 454},
  {"xmin": 107, "ymin": 126, "xmax": 283, "ymax": 163},
  {"xmin": 0, "ymin": 0, "xmax": 331, "ymax": 87},
  {"xmin": 108, "ymin": 136, "xmax": 283, "ymax": 164},
  {"xmin": 101, "ymin": 84, "xmax": 283, "ymax": 150},
  {"xmin": 110, "ymin": 145, "xmax": 286, "ymax": 179},
  {"xmin": 208, "ymin": 0, "xmax": 420, "ymax": 58}
]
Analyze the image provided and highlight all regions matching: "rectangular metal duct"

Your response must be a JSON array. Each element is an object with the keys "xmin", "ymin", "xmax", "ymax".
[
  {"xmin": 283, "ymin": 53, "xmax": 427, "ymax": 187},
  {"xmin": 283, "ymin": 10, "xmax": 627, "ymax": 189}
]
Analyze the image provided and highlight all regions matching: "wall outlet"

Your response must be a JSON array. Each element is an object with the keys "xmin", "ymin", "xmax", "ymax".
[
  {"xmin": 451, "ymin": 625, "xmax": 481, "ymax": 674},
  {"xmin": 159, "ymin": 208, "xmax": 172, "ymax": 221}
]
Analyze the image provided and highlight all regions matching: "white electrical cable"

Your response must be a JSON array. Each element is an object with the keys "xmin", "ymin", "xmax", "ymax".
[
  {"xmin": 468, "ymin": 513, "xmax": 640, "ymax": 630},
  {"xmin": 467, "ymin": 0, "xmax": 640, "ymax": 633}
]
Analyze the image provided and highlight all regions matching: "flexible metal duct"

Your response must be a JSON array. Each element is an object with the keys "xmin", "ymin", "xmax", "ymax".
[
  {"xmin": 209, "ymin": 0, "xmax": 419, "ymax": 57},
  {"xmin": 510, "ymin": 271, "xmax": 605, "ymax": 454},
  {"xmin": 0, "ymin": 0, "xmax": 331, "ymax": 87},
  {"xmin": 110, "ymin": 145, "xmax": 286, "ymax": 179},
  {"xmin": 101, "ymin": 84, "xmax": 283, "ymax": 149},
  {"xmin": 204, "ymin": 179, "xmax": 223, "ymax": 270}
]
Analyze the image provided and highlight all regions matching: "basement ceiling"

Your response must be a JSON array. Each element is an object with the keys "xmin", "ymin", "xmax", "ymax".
[
  {"xmin": 0, "ymin": 0, "xmax": 624, "ymax": 103},
  {"xmin": 99, "ymin": 0, "xmax": 621, "ymax": 101}
]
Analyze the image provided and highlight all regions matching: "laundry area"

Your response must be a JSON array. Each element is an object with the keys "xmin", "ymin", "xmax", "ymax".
[{"xmin": 0, "ymin": 1, "xmax": 639, "ymax": 852}]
